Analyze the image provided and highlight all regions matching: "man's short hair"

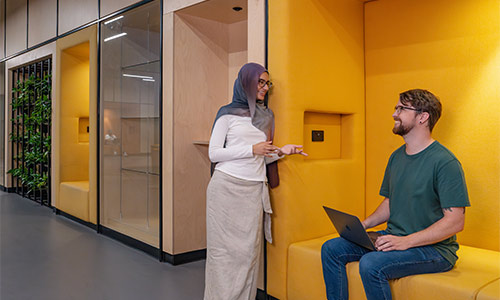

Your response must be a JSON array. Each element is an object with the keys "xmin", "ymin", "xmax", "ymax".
[{"xmin": 399, "ymin": 89, "xmax": 442, "ymax": 132}]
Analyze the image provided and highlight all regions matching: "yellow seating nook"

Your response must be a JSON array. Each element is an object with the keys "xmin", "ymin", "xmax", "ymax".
[{"xmin": 267, "ymin": 1, "xmax": 500, "ymax": 299}]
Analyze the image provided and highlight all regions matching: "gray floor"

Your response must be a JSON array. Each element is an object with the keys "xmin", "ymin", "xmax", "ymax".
[{"xmin": 0, "ymin": 191, "xmax": 205, "ymax": 300}]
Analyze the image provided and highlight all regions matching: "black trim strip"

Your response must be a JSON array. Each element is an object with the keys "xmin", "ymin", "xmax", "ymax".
[
  {"xmin": 96, "ymin": 14, "xmax": 101, "ymax": 234},
  {"xmin": 26, "ymin": 0, "xmax": 29, "ymax": 48},
  {"xmin": 264, "ymin": 2, "xmax": 269, "ymax": 299},
  {"xmin": 3, "ymin": 0, "xmax": 6, "ymax": 57},
  {"xmin": 0, "ymin": 0, "xmax": 154, "ymax": 63},
  {"xmin": 257, "ymin": 289, "xmax": 279, "ymax": 300},
  {"xmin": 158, "ymin": 0, "xmax": 164, "ymax": 263},
  {"xmin": 264, "ymin": 0, "xmax": 269, "ymax": 69},
  {"xmin": 55, "ymin": 209, "xmax": 98, "ymax": 230},
  {"xmin": 56, "ymin": 0, "xmax": 58, "ymax": 36},
  {"xmin": 101, "ymin": 226, "xmax": 160, "ymax": 258},
  {"xmin": 162, "ymin": 249, "xmax": 206, "ymax": 266}
]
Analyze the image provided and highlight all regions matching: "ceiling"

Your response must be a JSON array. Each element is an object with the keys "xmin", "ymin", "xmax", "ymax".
[{"xmin": 177, "ymin": 0, "xmax": 248, "ymax": 24}]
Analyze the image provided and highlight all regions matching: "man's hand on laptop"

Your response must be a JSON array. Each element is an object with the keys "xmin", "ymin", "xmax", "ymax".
[{"xmin": 375, "ymin": 234, "xmax": 410, "ymax": 252}]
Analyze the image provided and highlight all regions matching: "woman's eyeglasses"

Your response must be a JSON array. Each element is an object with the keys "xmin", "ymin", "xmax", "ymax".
[{"xmin": 258, "ymin": 79, "xmax": 273, "ymax": 89}]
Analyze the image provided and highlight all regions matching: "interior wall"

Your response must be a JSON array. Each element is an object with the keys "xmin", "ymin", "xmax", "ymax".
[
  {"xmin": 163, "ymin": 0, "xmax": 259, "ymax": 256},
  {"xmin": 100, "ymin": 0, "xmax": 140, "ymax": 17},
  {"xmin": 6, "ymin": 0, "xmax": 27, "ymax": 57},
  {"xmin": 228, "ymin": 20, "xmax": 248, "ymax": 98},
  {"xmin": 1, "ymin": 0, "xmax": 5, "ymax": 59},
  {"xmin": 172, "ymin": 12, "xmax": 232, "ymax": 254},
  {"xmin": 60, "ymin": 43, "xmax": 90, "ymax": 182},
  {"xmin": 267, "ymin": 1, "xmax": 365, "ymax": 298},
  {"xmin": 164, "ymin": 0, "xmax": 205, "ymax": 14},
  {"xmin": 58, "ymin": 0, "xmax": 98, "ymax": 35},
  {"xmin": 365, "ymin": 0, "xmax": 500, "ymax": 251},
  {"xmin": 28, "ymin": 0, "xmax": 57, "ymax": 47}
]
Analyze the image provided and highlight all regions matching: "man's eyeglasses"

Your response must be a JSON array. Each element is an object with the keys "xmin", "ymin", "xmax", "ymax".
[
  {"xmin": 394, "ymin": 105, "xmax": 422, "ymax": 114},
  {"xmin": 258, "ymin": 79, "xmax": 273, "ymax": 89}
]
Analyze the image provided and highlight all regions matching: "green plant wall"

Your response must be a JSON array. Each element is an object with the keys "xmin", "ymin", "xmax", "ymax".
[{"xmin": 9, "ymin": 73, "xmax": 51, "ymax": 195}]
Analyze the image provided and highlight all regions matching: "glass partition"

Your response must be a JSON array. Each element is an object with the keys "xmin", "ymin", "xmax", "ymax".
[{"xmin": 100, "ymin": 0, "xmax": 161, "ymax": 247}]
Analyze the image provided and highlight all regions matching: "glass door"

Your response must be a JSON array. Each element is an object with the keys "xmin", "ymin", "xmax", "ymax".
[{"xmin": 100, "ymin": 1, "xmax": 161, "ymax": 247}]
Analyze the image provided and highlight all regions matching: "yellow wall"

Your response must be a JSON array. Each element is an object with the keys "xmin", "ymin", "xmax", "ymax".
[
  {"xmin": 268, "ymin": 1, "xmax": 365, "ymax": 298},
  {"xmin": 365, "ymin": 0, "xmax": 500, "ymax": 251},
  {"xmin": 60, "ymin": 43, "xmax": 90, "ymax": 182}
]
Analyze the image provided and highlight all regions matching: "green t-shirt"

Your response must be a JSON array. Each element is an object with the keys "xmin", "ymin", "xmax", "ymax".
[{"xmin": 380, "ymin": 141, "xmax": 470, "ymax": 265}]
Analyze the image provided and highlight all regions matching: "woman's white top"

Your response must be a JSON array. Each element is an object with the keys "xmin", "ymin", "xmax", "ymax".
[{"xmin": 209, "ymin": 115, "xmax": 281, "ymax": 182}]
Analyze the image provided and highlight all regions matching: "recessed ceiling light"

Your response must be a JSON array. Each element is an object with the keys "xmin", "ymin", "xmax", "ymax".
[
  {"xmin": 104, "ymin": 15, "xmax": 124, "ymax": 25},
  {"xmin": 122, "ymin": 74, "xmax": 153, "ymax": 79},
  {"xmin": 104, "ymin": 32, "xmax": 127, "ymax": 42}
]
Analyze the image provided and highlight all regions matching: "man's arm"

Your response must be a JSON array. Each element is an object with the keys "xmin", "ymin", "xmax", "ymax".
[
  {"xmin": 375, "ymin": 207, "xmax": 465, "ymax": 252},
  {"xmin": 362, "ymin": 198, "xmax": 390, "ymax": 229}
]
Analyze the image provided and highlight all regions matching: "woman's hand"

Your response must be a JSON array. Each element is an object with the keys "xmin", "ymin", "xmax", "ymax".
[
  {"xmin": 278, "ymin": 144, "xmax": 308, "ymax": 156},
  {"xmin": 253, "ymin": 141, "xmax": 279, "ymax": 157}
]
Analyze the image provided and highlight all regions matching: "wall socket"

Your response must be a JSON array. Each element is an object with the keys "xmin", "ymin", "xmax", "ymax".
[{"xmin": 312, "ymin": 130, "xmax": 324, "ymax": 142}]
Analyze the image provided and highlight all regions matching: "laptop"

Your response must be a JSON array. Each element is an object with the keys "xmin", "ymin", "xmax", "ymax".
[{"xmin": 323, "ymin": 206, "xmax": 381, "ymax": 251}]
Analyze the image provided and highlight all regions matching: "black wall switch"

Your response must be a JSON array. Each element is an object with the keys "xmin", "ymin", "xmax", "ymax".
[{"xmin": 312, "ymin": 130, "xmax": 324, "ymax": 142}]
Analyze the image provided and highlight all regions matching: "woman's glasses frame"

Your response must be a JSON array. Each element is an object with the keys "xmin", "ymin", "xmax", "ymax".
[{"xmin": 258, "ymin": 79, "xmax": 273, "ymax": 89}]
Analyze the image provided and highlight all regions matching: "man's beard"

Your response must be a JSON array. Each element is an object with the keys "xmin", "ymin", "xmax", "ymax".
[{"xmin": 392, "ymin": 119, "xmax": 414, "ymax": 136}]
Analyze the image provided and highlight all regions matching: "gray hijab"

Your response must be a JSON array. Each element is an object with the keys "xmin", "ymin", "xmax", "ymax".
[{"xmin": 212, "ymin": 63, "xmax": 275, "ymax": 140}]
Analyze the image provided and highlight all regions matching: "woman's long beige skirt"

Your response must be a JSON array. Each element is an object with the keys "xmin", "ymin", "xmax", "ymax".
[{"xmin": 204, "ymin": 170, "xmax": 267, "ymax": 300}]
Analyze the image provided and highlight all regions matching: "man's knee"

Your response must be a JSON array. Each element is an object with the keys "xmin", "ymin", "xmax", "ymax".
[
  {"xmin": 321, "ymin": 238, "xmax": 342, "ymax": 259},
  {"xmin": 359, "ymin": 253, "xmax": 381, "ymax": 278}
]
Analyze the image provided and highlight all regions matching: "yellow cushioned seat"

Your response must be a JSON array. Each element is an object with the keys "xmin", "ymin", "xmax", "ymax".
[
  {"xmin": 477, "ymin": 279, "xmax": 500, "ymax": 300},
  {"xmin": 288, "ymin": 235, "xmax": 500, "ymax": 300},
  {"xmin": 59, "ymin": 181, "xmax": 89, "ymax": 222}
]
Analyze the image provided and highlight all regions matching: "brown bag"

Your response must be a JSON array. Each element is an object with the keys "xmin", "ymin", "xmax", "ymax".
[{"xmin": 266, "ymin": 160, "xmax": 280, "ymax": 188}]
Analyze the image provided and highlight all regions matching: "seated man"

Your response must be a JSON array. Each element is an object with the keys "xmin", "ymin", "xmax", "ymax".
[{"xmin": 321, "ymin": 89, "xmax": 470, "ymax": 300}]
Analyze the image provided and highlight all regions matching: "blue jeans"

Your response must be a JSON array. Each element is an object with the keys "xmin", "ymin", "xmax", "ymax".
[{"xmin": 321, "ymin": 233, "xmax": 453, "ymax": 300}]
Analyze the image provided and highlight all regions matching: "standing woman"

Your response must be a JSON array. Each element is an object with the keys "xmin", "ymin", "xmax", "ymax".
[{"xmin": 204, "ymin": 63, "xmax": 306, "ymax": 300}]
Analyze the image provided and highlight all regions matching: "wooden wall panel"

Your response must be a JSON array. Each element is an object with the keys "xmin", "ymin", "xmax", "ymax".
[
  {"xmin": 1, "ymin": 0, "xmax": 5, "ymax": 58},
  {"xmin": 162, "ymin": 12, "xmax": 174, "ymax": 254},
  {"xmin": 228, "ymin": 20, "xmax": 247, "ymax": 98},
  {"xmin": 58, "ymin": 0, "xmax": 98, "ymax": 35},
  {"xmin": 165, "ymin": 0, "xmax": 205, "ymax": 14},
  {"xmin": 100, "ymin": 0, "xmax": 140, "ymax": 18},
  {"xmin": 6, "ymin": 0, "xmax": 27, "ymax": 57},
  {"xmin": 247, "ymin": 0, "xmax": 264, "ymax": 65},
  {"xmin": 172, "ymin": 13, "xmax": 230, "ymax": 254},
  {"xmin": 28, "ymin": 0, "xmax": 57, "ymax": 48}
]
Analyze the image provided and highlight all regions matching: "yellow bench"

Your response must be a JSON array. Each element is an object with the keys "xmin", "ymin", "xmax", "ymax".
[
  {"xmin": 287, "ymin": 234, "xmax": 500, "ymax": 300},
  {"xmin": 59, "ymin": 181, "xmax": 90, "ymax": 222}
]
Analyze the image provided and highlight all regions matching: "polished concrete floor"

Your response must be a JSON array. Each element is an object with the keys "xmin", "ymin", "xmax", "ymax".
[{"xmin": 0, "ymin": 191, "xmax": 205, "ymax": 300}]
